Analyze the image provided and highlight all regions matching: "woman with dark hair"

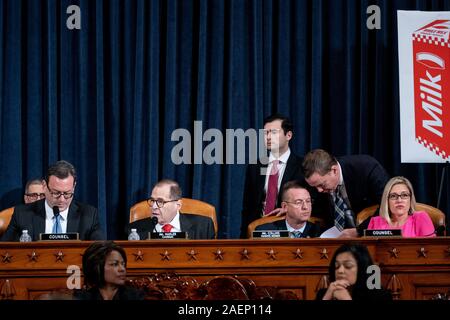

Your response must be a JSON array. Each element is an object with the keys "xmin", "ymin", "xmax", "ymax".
[
  {"xmin": 316, "ymin": 243, "xmax": 392, "ymax": 300},
  {"xmin": 73, "ymin": 241, "xmax": 144, "ymax": 300}
]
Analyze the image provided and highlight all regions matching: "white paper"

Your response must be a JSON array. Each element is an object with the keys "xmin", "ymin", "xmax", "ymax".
[{"xmin": 319, "ymin": 226, "xmax": 342, "ymax": 238}]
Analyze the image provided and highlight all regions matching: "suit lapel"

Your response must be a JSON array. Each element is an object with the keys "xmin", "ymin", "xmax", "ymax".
[
  {"xmin": 257, "ymin": 163, "xmax": 268, "ymax": 204},
  {"xmin": 302, "ymin": 222, "xmax": 311, "ymax": 238},
  {"xmin": 280, "ymin": 154, "xmax": 299, "ymax": 186},
  {"xmin": 67, "ymin": 202, "xmax": 80, "ymax": 233},
  {"xmin": 32, "ymin": 200, "xmax": 46, "ymax": 240},
  {"xmin": 179, "ymin": 214, "xmax": 192, "ymax": 235}
]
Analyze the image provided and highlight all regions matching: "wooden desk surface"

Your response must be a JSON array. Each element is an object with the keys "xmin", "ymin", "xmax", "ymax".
[{"xmin": 1, "ymin": 238, "xmax": 449, "ymax": 299}]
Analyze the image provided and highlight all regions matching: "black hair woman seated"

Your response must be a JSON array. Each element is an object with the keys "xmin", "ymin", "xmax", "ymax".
[
  {"xmin": 316, "ymin": 243, "xmax": 392, "ymax": 300},
  {"xmin": 74, "ymin": 241, "xmax": 144, "ymax": 300}
]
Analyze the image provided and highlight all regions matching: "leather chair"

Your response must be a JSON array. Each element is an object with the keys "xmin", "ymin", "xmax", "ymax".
[
  {"xmin": 0, "ymin": 207, "xmax": 14, "ymax": 237},
  {"xmin": 246, "ymin": 213, "xmax": 325, "ymax": 238},
  {"xmin": 129, "ymin": 198, "xmax": 218, "ymax": 238},
  {"xmin": 356, "ymin": 202, "xmax": 446, "ymax": 232}
]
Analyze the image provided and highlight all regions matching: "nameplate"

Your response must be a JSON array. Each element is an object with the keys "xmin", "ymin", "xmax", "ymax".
[
  {"xmin": 364, "ymin": 229, "xmax": 402, "ymax": 237},
  {"xmin": 252, "ymin": 230, "xmax": 290, "ymax": 238},
  {"xmin": 39, "ymin": 233, "xmax": 80, "ymax": 241},
  {"xmin": 148, "ymin": 232, "xmax": 188, "ymax": 240}
]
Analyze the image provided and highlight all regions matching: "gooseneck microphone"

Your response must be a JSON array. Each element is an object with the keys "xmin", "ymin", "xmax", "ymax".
[
  {"xmin": 52, "ymin": 206, "xmax": 60, "ymax": 217},
  {"xmin": 151, "ymin": 216, "xmax": 158, "ymax": 233}
]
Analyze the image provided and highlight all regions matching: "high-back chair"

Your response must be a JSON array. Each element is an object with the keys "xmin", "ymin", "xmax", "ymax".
[
  {"xmin": 247, "ymin": 213, "xmax": 325, "ymax": 238},
  {"xmin": 0, "ymin": 207, "xmax": 14, "ymax": 237},
  {"xmin": 129, "ymin": 198, "xmax": 218, "ymax": 238},
  {"xmin": 357, "ymin": 202, "xmax": 446, "ymax": 233}
]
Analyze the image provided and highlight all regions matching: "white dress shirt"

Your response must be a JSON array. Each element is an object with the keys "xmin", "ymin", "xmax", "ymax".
[
  {"xmin": 44, "ymin": 201, "xmax": 69, "ymax": 233},
  {"xmin": 155, "ymin": 212, "xmax": 181, "ymax": 232}
]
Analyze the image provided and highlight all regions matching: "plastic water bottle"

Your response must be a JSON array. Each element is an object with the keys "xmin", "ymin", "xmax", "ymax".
[
  {"xmin": 128, "ymin": 228, "xmax": 140, "ymax": 240},
  {"xmin": 19, "ymin": 230, "xmax": 32, "ymax": 242}
]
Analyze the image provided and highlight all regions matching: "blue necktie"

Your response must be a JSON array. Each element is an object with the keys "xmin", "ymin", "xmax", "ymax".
[{"xmin": 53, "ymin": 214, "xmax": 62, "ymax": 234}]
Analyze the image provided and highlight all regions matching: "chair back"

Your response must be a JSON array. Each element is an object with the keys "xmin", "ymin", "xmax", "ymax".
[
  {"xmin": 246, "ymin": 213, "xmax": 324, "ymax": 238},
  {"xmin": 356, "ymin": 202, "xmax": 446, "ymax": 231},
  {"xmin": 129, "ymin": 198, "xmax": 218, "ymax": 238},
  {"xmin": 0, "ymin": 207, "xmax": 14, "ymax": 237}
]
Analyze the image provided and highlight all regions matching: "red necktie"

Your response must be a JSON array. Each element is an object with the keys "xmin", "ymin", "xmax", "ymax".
[
  {"xmin": 264, "ymin": 160, "xmax": 279, "ymax": 215},
  {"xmin": 162, "ymin": 224, "xmax": 173, "ymax": 232}
]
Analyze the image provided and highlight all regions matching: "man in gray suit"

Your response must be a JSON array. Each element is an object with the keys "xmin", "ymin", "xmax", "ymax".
[
  {"xmin": 127, "ymin": 179, "xmax": 214, "ymax": 240},
  {"xmin": 1, "ymin": 160, "xmax": 104, "ymax": 241}
]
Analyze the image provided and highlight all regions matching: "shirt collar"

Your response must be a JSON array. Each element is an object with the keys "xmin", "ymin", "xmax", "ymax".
[
  {"xmin": 44, "ymin": 200, "xmax": 69, "ymax": 221},
  {"xmin": 337, "ymin": 161, "xmax": 344, "ymax": 188},
  {"xmin": 157, "ymin": 211, "xmax": 181, "ymax": 231},
  {"xmin": 269, "ymin": 148, "xmax": 291, "ymax": 164},
  {"xmin": 285, "ymin": 220, "xmax": 307, "ymax": 233}
]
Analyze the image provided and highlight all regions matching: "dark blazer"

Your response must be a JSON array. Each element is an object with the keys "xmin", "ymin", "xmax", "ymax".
[
  {"xmin": 255, "ymin": 219, "xmax": 322, "ymax": 238},
  {"xmin": 73, "ymin": 286, "xmax": 145, "ymax": 300},
  {"xmin": 0, "ymin": 199, "xmax": 104, "ymax": 241},
  {"xmin": 241, "ymin": 152, "xmax": 326, "ymax": 238},
  {"xmin": 311, "ymin": 155, "xmax": 389, "ymax": 233},
  {"xmin": 127, "ymin": 212, "xmax": 215, "ymax": 240}
]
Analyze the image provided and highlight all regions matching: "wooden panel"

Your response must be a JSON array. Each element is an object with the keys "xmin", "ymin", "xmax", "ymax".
[{"xmin": 1, "ymin": 238, "xmax": 449, "ymax": 300}]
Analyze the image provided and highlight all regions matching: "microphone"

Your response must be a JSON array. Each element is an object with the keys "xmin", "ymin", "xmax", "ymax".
[
  {"xmin": 151, "ymin": 216, "xmax": 158, "ymax": 233},
  {"xmin": 52, "ymin": 206, "xmax": 60, "ymax": 218},
  {"xmin": 422, "ymin": 225, "xmax": 445, "ymax": 237},
  {"xmin": 435, "ymin": 225, "xmax": 445, "ymax": 236}
]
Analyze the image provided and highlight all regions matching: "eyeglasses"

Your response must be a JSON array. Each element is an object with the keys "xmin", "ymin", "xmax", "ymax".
[
  {"xmin": 25, "ymin": 193, "xmax": 46, "ymax": 200},
  {"xmin": 284, "ymin": 198, "xmax": 313, "ymax": 207},
  {"xmin": 388, "ymin": 192, "xmax": 411, "ymax": 201},
  {"xmin": 47, "ymin": 186, "xmax": 74, "ymax": 199},
  {"xmin": 147, "ymin": 198, "xmax": 179, "ymax": 208}
]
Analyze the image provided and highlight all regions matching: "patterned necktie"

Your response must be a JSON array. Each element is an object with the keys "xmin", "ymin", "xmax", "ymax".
[
  {"xmin": 162, "ymin": 224, "xmax": 173, "ymax": 232},
  {"xmin": 291, "ymin": 231, "xmax": 303, "ymax": 238},
  {"xmin": 333, "ymin": 189, "xmax": 347, "ymax": 231},
  {"xmin": 52, "ymin": 214, "xmax": 62, "ymax": 234},
  {"xmin": 264, "ymin": 160, "xmax": 280, "ymax": 215}
]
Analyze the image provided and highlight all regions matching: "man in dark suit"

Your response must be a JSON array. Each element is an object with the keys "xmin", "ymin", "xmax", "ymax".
[
  {"xmin": 1, "ymin": 160, "xmax": 104, "ymax": 241},
  {"xmin": 255, "ymin": 181, "xmax": 321, "ymax": 238},
  {"xmin": 302, "ymin": 149, "xmax": 389, "ymax": 238},
  {"xmin": 241, "ymin": 114, "xmax": 325, "ymax": 238},
  {"xmin": 127, "ymin": 179, "xmax": 214, "ymax": 240}
]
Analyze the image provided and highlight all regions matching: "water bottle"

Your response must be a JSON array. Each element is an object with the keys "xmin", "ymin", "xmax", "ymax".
[
  {"xmin": 19, "ymin": 230, "xmax": 32, "ymax": 242},
  {"xmin": 128, "ymin": 228, "xmax": 140, "ymax": 240}
]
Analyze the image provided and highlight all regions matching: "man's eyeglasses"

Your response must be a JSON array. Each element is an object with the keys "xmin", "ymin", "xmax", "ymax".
[
  {"xmin": 47, "ymin": 187, "xmax": 74, "ymax": 199},
  {"xmin": 388, "ymin": 192, "xmax": 410, "ymax": 201},
  {"xmin": 284, "ymin": 198, "xmax": 313, "ymax": 207},
  {"xmin": 25, "ymin": 193, "xmax": 46, "ymax": 200},
  {"xmin": 147, "ymin": 198, "xmax": 179, "ymax": 208}
]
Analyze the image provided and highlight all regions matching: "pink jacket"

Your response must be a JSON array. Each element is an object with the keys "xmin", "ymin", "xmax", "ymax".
[{"xmin": 367, "ymin": 211, "xmax": 436, "ymax": 237}]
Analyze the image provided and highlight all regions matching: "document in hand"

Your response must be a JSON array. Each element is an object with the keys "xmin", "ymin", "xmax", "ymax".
[{"xmin": 319, "ymin": 226, "xmax": 342, "ymax": 238}]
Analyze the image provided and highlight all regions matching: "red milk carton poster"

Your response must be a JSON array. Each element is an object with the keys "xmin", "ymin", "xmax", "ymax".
[{"xmin": 412, "ymin": 20, "xmax": 450, "ymax": 161}]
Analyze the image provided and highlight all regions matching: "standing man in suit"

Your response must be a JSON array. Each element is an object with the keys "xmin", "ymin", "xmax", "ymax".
[
  {"xmin": 1, "ymin": 160, "xmax": 104, "ymax": 241},
  {"xmin": 127, "ymin": 179, "xmax": 214, "ymax": 240},
  {"xmin": 240, "ymin": 114, "xmax": 325, "ymax": 238},
  {"xmin": 302, "ymin": 149, "xmax": 389, "ymax": 238},
  {"xmin": 255, "ymin": 181, "xmax": 321, "ymax": 238}
]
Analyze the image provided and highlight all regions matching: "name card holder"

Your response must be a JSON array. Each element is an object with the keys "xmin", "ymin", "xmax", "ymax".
[
  {"xmin": 252, "ymin": 230, "xmax": 290, "ymax": 239},
  {"xmin": 39, "ymin": 233, "xmax": 80, "ymax": 241},
  {"xmin": 364, "ymin": 229, "xmax": 402, "ymax": 237},
  {"xmin": 148, "ymin": 232, "xmax": 188, "ymax": 240}
]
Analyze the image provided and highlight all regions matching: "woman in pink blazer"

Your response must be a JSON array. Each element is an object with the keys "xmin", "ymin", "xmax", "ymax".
[{"xmin": 367, "ymin": 176, "xmax": 435, "ymax": 237}]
